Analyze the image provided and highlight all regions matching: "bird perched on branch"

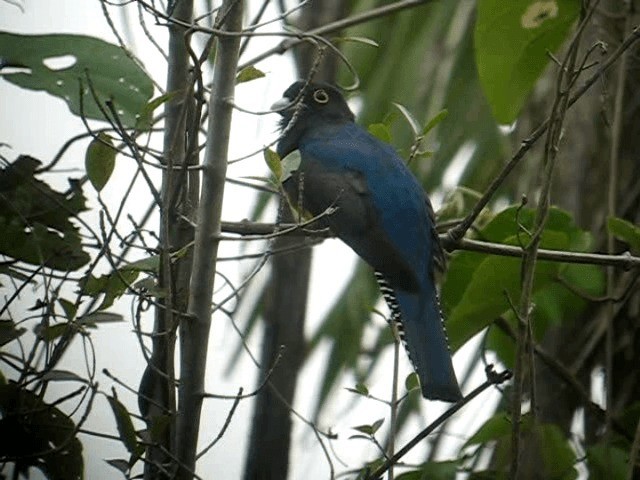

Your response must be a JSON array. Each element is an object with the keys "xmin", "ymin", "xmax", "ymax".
[{"xmin": 271, "ymin": 81, "xmax": 461, "ymax": 402}]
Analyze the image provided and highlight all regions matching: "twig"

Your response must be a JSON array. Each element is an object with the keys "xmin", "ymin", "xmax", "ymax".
[
  {"xmin": 238, "ymin": 0, "xmax": 435, "ymax": 70},
  {"xmin": 196, "ymin": 388, "xmax": 243, "ymax": 459},
  {"xmin": 366, "ymin": 367, "xmax": 512, "ymax": 480},
  {"xmin": 388, "ymin": 329, "xmax": 400, "ymax": 480}
]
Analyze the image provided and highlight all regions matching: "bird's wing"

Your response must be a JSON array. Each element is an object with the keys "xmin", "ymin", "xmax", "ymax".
[{"xmin": 287, "ymin": 123, "xmax": 434, "ymax": 292}]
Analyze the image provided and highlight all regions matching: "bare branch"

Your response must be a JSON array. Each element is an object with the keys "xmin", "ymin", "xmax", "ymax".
[{"xmin": 177, "ymin": 1, "xmax": 243, "ymax": 478}]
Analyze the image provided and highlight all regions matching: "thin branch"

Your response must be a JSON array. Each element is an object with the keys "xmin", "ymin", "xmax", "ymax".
[
  {"xmin": 238, "ymin": 0, "xmax": 435, "ymax": 70},
  {"xmin": 196, "ymin": 388, "xmax": 243, "ymax": 459},
  {"xmin": 509, "ymin": 2, "xmax": 594, "ymax": 475},
  {"xmin": 366, "ymin": 367, "xmax": 512, "ymax": 480},
  {"xmin": 217, "ymin": 219, "xmax": 640, "ymax": 269}
]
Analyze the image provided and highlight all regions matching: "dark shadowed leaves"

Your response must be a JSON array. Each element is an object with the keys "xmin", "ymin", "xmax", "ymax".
[
  {"xmin": 465, "ymin": 414, "xmax": 577, "ymax": 479},
  {"xmin": 107, "ymin": 392, "xmax": 144, "ymax": 460},
  {"xmin": 395, "ymin": 461, "xmax": 458, "ymax": 480},
  {"xmin": 0, "ymin": 382, "xmax": 84, "ymax": 480},
  {"xmin": 0, "ymin": 156, "xmax": 90, "ymax": 271}
]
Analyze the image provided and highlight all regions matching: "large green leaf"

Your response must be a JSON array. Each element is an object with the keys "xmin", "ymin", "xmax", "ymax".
[
  {"xmin": 475, "ymin": 0, "xmax": 580, "ymax": 123},
  {"xmin": 586, "ymin": 444, "xmax": 629, "ymax": 480},
  {"xmin": 442, "ymin": 206, "xmax": 604, "ymax": 356},
  {"xmin": 0, "ymin": 156, "xmax": 90, "ymax": 271},
  {"xmin": 0, "ymin": 32, "xmax": 153, "ymax": 127}
]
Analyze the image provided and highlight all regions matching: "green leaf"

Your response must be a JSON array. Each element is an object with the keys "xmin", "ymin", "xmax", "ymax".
[
  {"xmin": 107, "ymin": 393, "xmax": 143, "ymax": 458},
  {"xmin": 77, "ymin": 311, "xmax": 124, "ymax": 326},
  {"xmin": 280, "ymin": 149, "xmax": 301, "ymax": 183},
  {"xmin": 82, "ymin": 267, "xmax": 139, "ymax": 311},
  {"xmin": 535, "ymin": 424, "xmax": 578, "ymax": 479},
  {"xmin": 368, "ymin": 122, "xmax": 392, "ymax": 143},
  {"xmin": 405, "ymin": 372, "xmax": 420, "ymax": 392},
  {"xmin": 443, "ymin": 206, "xmax": 604, "ymax": 355},
  {"xmin": 86, "ymin": 132, "xmax": 116, "ymax": 192},
  {"xmin": 586, "ymin": 444, "xmax": 629, "ymax": 479},
  {"xmin": 352, "ymin": 418, "xmax": 384, "ymax": 436},
  {"xmin": 35, "ymin": 322, "xmax": 75, "ymax": 342},
  {"xmin": 346, "ymin": 382, "xmax": 370, "ymax": 396},
  {"xmin": 263, "ymin": 148, "xmax": 282, "ymax": 180},
  {"xmin": 370, "ymin": 418, "xmax": 384, "ymax": 434},
  {"xmin": 607, "ymin": 216, "xmax": 640, "ymax": 252},
  {"xmin": 149, "ymin": 414, "xmax": 172, "ymax": 444},
  {"xmin": 474, "ymin": 0, "xmax": 580, "ymax": 123},
  {"xmin": 332, "ymin": 36, "xmax": 379, "ymax": 48},
  {"xmin": 355, "ymin": 458, "xmax": 386, "ymax": 480},
  {"xmin": 41, "ymin": 370, "xmax": 87, "ymax": 383},
  {"xmin": 465, "ymin": 416, "xmax": 576, "ymax": 479},
  {"xmin": 105, "ymin": 459, "xmax": 130, "ymax": 474},
  {"xmin": 464, "ymin": 413, "xmax": 515, "ymax": 447},
  {"xmin": 422, "ymin": 109, "xmax": 448, "ymax": 135},
  {"xmin": 236, "ymin": 65, "xmax": 266, "ymax": 84},
  {"xmin": 0, "ymin": 32, "xmax": 153, "ymax": 127},
  {"xmin": 0, "ymin": 382, "xmax": 84, "ymax": 480},
  {"xmin": 122, "ymin": 255, "xmax": 160, "ymax": 273},
  {"xmin": 58, "ymin": 298, "xmax": 77, "ymax": 321},
  {"xmin": 135, "ymin": 92, "xmax": 176, "ymax": 131}
]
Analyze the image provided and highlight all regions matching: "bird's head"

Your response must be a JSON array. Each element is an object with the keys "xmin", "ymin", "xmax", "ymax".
[{"xmin": 271, "ymin": 81, "xmax": 355, "ymax": 156}]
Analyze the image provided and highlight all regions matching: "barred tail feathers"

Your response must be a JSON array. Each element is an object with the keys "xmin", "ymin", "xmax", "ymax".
[{"xmin": 375, "ymin": 272, "xmax": 461, "ymax": 402}]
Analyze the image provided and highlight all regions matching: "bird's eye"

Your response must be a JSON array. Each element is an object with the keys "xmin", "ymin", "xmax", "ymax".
[{"xmin": 313, "ymin": 89, "xmax": 329, "ymax": 104}]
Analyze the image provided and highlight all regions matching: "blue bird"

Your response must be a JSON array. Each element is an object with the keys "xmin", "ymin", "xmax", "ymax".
[{"xmin": 272, "ymin": 81, "xmax": 462, "ymax": 402}]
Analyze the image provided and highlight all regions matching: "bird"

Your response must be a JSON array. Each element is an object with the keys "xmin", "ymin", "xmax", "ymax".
[{"xmin": 271, "ymin": 80, "xmax": 462, "ymax": 402}]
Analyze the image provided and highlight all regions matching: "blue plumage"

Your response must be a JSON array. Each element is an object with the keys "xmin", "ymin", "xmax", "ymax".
[{"xmin": 272, "ymin": 81, "xmax": 461, "ymax": 402}]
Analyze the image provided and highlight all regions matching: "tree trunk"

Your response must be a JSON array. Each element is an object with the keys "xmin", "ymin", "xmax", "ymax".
[{"xmin": 242, "ymin": 2, "xmax": 348, "ymax": 479}]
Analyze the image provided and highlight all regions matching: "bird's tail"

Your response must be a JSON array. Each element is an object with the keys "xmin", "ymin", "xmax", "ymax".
[{"xmin": 376, "ymin": 272, "xmax": 462, "ymax": 402}]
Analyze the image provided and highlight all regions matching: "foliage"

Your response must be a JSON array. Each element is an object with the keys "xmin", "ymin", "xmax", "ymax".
[
  {"xmin": 475, "ymin": 0, "xmax": 580, "ymax": 123},
  {"xmin": 443, "ymin": 205, "xmax": 605, "ymax": 361},
  {"xmin": 0, "ymin": 31, "xmax": 153, "ymax": 127},
  {"xmin": 0, "ymin": 156, "xmax": 90, "ymax": 271},
  {"xmin": 0, "ymin": 382, "xmax": 84, "ymax": 480}
]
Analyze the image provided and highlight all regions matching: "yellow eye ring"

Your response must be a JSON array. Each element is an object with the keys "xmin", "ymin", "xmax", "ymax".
[{"xmin": 313, "ymin": 89, "xmax": 329, "ymax": 104}]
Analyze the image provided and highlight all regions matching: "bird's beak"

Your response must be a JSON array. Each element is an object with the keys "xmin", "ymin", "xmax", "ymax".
[{"xmin": 270, "ymin": 97, "xmax": 291, "ymax": 114}]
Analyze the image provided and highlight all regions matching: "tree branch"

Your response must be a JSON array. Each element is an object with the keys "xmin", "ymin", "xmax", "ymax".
[
  {"xmin": 366, "ymin": 367, "xmax": 512, "ymax": 480},
  {"xmin": 218, "ymin": 220, "xmax": 640, "ymax": 269},
  {"xmin": 176, "ymin": 1, "xmax": 243, "ymax": 478}
]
